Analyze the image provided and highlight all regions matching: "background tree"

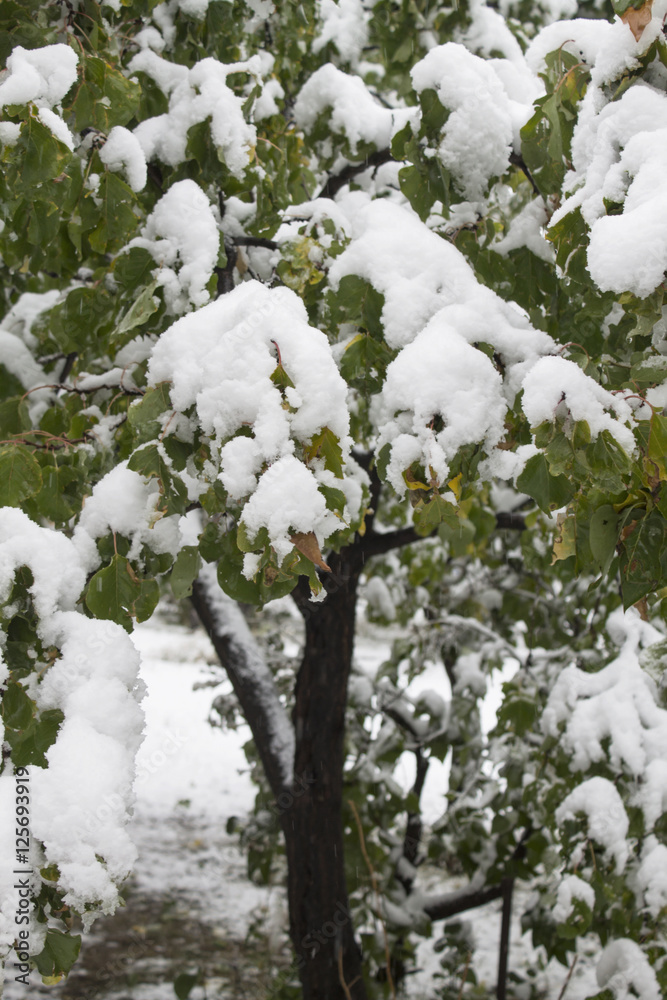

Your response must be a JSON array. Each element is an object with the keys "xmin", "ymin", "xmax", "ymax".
[{"xmin": 0, "ymin": 1, "xmax": 666, "ymax": 998}]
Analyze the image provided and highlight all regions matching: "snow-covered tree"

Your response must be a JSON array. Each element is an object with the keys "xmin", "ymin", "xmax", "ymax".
[{"xmin": 1, "ymin": 0, "xmax": 667, "ymax": 997}]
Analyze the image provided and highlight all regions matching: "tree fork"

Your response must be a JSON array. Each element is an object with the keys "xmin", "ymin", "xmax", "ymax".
[{"xmin": 286, "ymin": 545, "xmax": 368, "ymax": 1000}]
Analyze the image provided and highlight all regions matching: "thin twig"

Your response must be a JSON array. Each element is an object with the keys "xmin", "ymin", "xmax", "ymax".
[
  {"xmin": 337, "ymin": 945, "xmax": 354, "ymax": 1000},
  {"xmin": 557, "ymin": 954, "xmax": 578, "ymax": 1000},
  {"xmin": 456, "ymin": 951, "xmax": 472, "ymax": 1000},
  {"xmin": 348, "ymin": 799, "xmax": 396, "ymax": 1000}
]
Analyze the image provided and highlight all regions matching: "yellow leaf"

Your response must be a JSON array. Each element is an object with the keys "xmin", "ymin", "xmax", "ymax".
[
  {"xmin": 448, "ymin": 473, "xmax": 463, "ymax": 500},
  {"xmin": 552, "ymin": 513, "xmax": 576, "ymax": 563}
]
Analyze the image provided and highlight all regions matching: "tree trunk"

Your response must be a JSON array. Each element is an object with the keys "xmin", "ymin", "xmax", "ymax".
[{"xmin": 283, "ymin": 546, "xmax": 368, "ymax": 1000}]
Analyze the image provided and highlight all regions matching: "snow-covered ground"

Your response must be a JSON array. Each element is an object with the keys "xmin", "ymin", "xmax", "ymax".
[{"xmin": 3, "ymin": 611, "xmax": 598, "ymax": 999}]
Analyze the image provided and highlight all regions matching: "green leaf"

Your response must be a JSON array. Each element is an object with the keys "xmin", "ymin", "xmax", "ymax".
[
  {"xmin": 589, "ymin": 505, "xmax": 618, "ymax": 574},
  {"xmin": 11, "ymin": 709, "xmax": 64, "ymax": 768},
  {"xmin": 517, "ymin": 454, "xmax": 574, "ymax": 514},
  {"xmin": 114, "ymin": 281, "xmax": 159, "ymax": 341},
  {"xmin": 413, "ymin": 495, "xmax": 458, "ymax": 536},
  {"xmin": 88, "ymin": 173, "xmax": 137, "ymax": 254},
  {"xmin": 1, "ymin": 680, "xmax": 33, "ymax": 729},
  {"xmin": 114, "ymin": 247, "xmax": 156, "ymax": 291},
  {"xmin": 306, "ymin": 427, "xmax": 344, "ymax": 479},
  {"xmin": 34, "ymin": 929, "xmax": 81, "ymax": 979},
  {"xmin": 85, "ymin": 555, "xmax": 160, "ymax": 631},
  {"xmin": 174, "ymin": 971, "xmax": 201, "ymax": 1000},
  {"xmin": 619, "ymin": 511, "xmax": 667, "ymax": 608},
  {"xmin": 319, "ymin": 484, "xmax": 347, "ymax": 516},
  {"xmin": 128, "ymin": 383, "xmax": 172, "ymax": 429},
  {"xmin": 170, "ymin": 545, "xmax": 202, "ymax": 600},
  {"xmin": 0, "ymin": 446, "xmax": 43, "ymax": 505}
]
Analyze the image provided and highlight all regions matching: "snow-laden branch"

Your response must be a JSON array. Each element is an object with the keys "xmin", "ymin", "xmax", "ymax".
[{"xmin": 190, "ymin": 564, "xmax": 294, "ymax": 796}]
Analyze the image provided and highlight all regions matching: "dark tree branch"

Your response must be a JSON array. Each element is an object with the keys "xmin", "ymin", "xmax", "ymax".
[
  {"xmin": 495, "ymin": 511, "xmax": 527, "ymax": 531},
  {"xmin": 215, "ymin": 242, "xmax": 237, "ymax": 296},
  {"xmin": 233, "ymin": 236, "xmax": 278, "ymax": 251},
  {"xmin": 191, "ymin": 574, "xmax": 293, "ymax": 801},
  {"xmin": 421, "ymin": 882, "xmax": 504, "ymax": 922},
  {"xmin": 317, "ymin": 148, "xmax": 394, "ymax": 200},
  {"xmin": 497, "ymin": 877, "xmax": 515, "ymax": 1000}
]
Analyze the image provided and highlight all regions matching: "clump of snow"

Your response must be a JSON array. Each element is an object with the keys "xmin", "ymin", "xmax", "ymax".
[
  {"xmin": 0, "ymin": 44, "xmax": 78, "ymax": 110},
  {"xmin": 129, "ymin": 49, "xmax": 257, "ymax": 176},
  {"xmin": 31, "ymin": 613, "xmax": 145, "ymax": 922},
  {"xmin": 636, "ymin": 838, "xmax": 667, "ymax": 918},
  {"xmin": 126, "ymin": 179, "xmax": 219, "ymax": 312},
  {"xmin": 0, "ymin": 510, "xmax": 145, "ymax": 936},
  {"xmin": 540, "ymin": 17, "xmax": 667, "ymax": 297},
  {"xmin": 147, "ymin": 281, "xmax": 364, "ymax": 554},
  {"xmin": 521, "ymin": 355, "xmax": 635, "ymax": 453},
  {"xmin": 313, "ymin": 0, "xmax": 369, "ymax": 66},
  {"xmin": 294, "ymin": 63, "xmax": 415, "ymax": 154},
  {"xmin": 0, "ymin": 329, "xmax": 49, "ymax": 419},
  {"xmin": 378, "ymin": 312, "xmax": 506, "ymax": 490},
  {"xmin": 596, "ymin": 938, "xmax": 661, "ymax": 1000},
  {"xmin": 552, "ymin": 874, "xmax": 595, "ymax": 923},
  {"xmin": 493, "ymin": 199, "xmax": 554, "ymax": 262},
  {"xmin": 75, "ymin": 462, "xmax": 181, "ymax": 562},
  {"xmin": 556, "ymin": 776, "xmax": 629, "ymax": 871},
  {"xmin": 99, "ymin": 125, "xmax": 147, "ymax": 192},
  {"xmin": 411, "ymin": 43, "xmax": 515, "ymax": 200},
  {"xmin": 328, "ymin": 194, "xmax": 553, "ymax": 490},
  {"xmin": 37, "ymin": 107, "xmax": 75, "ymax": 150},
  {"xmin": 241, "ymin": 455, "xmax": 340, "ymax": 562},
  {"xmin": 525, "ymin": 17, "xmax": 613, "ymax": 76}
]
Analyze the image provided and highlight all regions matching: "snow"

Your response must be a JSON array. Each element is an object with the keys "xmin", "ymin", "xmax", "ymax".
[
  {"xmin": 294, "ymin": 63, "xmax": 415, "ymax": 154},
  {"xmin": 0, "ymin": 511, "xmax": 146, "ymax": 947},
  {"xmin": 99, "ymin": 126, "xmax": 147, "ymax": 192},
  {"xmin": 596, "ymin": 938, "xmax": 661, "ymax": 1000},
  {"xmin": 521, "ymin": 355, "xmax": 636, "ymax": 453},
  {"xmin": 555, "ymin": 776, "xmax": 630, "ymax": 872},
  {"xmin": 126, "ymin": 179, "xmax": 219, "ymax": 312},
  {"xmin": 129, "ymin": 50, "xmax": 257, "ymax": 176},
  {"xmin": 493, "ymin": 199, "xmax": 555, "ymax": 262},
  {"xmin": 636, "ymin": 838, "xmax": 667, "ymax": 918},
  {"xmin": 197, "ymin": 563, "xmax": 294, "ymax": 787},
  {"xmin": 75, "ymin": 462, "xmax": 181, "ymax": 562},
  {"xmin": 540, "ymin": 17, "xmax": 667, "ymax": 296},
  {"xmin": 147, "ymin": 280, "xmax": 363, "ymax": 551},
  {"xmin": 313, "ymin": 0, "xmax": 369, "ymax": 66},
  {"xmin": 0, "ymin": 44, "xmax": 78, "ymax": 109},
  {"xmin": 378, "ymin": 312, "xmax": 507, "ymax": 490},
  {"xmin": 411, "ymin": 43, "xmax": 515, "ymax": 199},
  {"xmin": 37, "ymin": 107, "xmax": 74, "ymax": 150},
  {"xmin": 552, "ymin": 874, "xmax": 595, "ymax": 923}
]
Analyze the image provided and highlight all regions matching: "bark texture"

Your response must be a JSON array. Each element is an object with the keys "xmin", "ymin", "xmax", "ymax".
[{"xmin": 285, "ymin": 547, "xmax": 368, "ymax": 1000}]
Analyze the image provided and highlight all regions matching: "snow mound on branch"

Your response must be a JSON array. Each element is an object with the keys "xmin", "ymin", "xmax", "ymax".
[
  {"xmin": 0, "ymin": 44, "xmax": 78, "ymax": 109},
  {"xmin": 75, "ymin": 462, "xmax": 181, "ymax": 561},
  {"xmin": 378, "ymin": 315, "xmax": 506, "ymax": 491},
  {"xmin": 546, "ymin": 608, "xmax": 667, "ymax": 876},
  {"xmin": 129, "ymin": 49, "xmax": 257, "ymax": 175},
  {"xmin": 596, "ymin": 938, "xmax": 661, "ymax": 1000},
  {"xmin": 313, "ymin": 0, "xmax": 369, "ymax": 66},
  {"xmin": 0, "ymin": 510, "xmax": 145, "ymax": 943},
  {"xmin": 99, "ymin": 126, "xmax": 147, "ymax": 192},
  {"xmin": 329, "ymin": 195, "xmax": 555, "ymax": 487},
  {"xmin": 294, "ymin": 63, "xmax": 415, "ymax": 153},
  {"xmin": 411, "ymin": 42, "xmax": 533, "ymax": 198},
  {"xmin": 521, "ymin": 355, "xmax": 635, "ymax": 452},
  {"xmin": 556, "ymin": 776, "xmax": 630, "ymax": 871},
  {"xmin": 126, "ymin": 179, "xmax": 219, "ymax": 313},
  {"xmin": 541, "ymin": 15, "xmax": 667, "ymax": 297},
  {"xmin": 552, "ymin": 874, "xmax": 595, "ymax": 923},
  {"xmin": 148, "ymin": 281, "xmax": 363, "ymax": 551}
]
